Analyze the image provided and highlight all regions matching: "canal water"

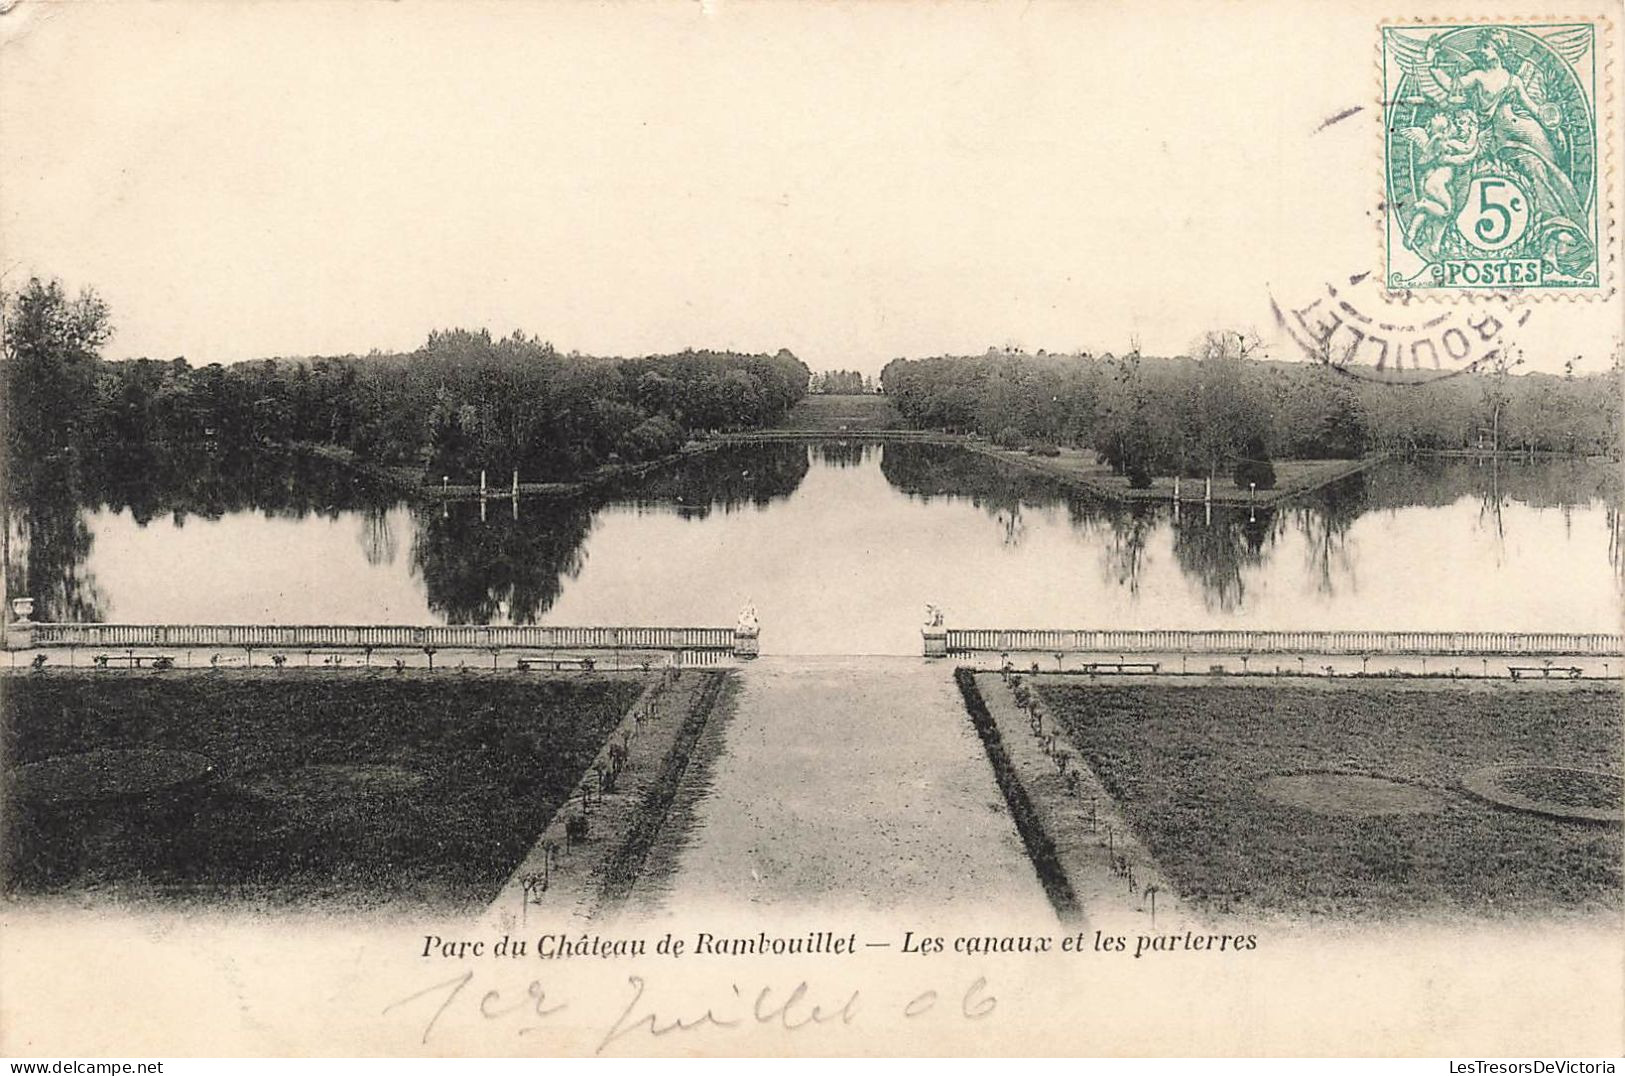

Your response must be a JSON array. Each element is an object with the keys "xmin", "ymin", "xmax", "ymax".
[{"xmin": 7, "ymin": 444, "xmax": 1621, "ymax": 654}]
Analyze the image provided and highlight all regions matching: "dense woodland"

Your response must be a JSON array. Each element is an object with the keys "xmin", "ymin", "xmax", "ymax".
[
  {"xmin": 881, "ymin": 335, "xmax": 1622, "ymax": 488},
  {"xmin": 5, "ymin": 278, "xmax": 1620, "ymax": 500},
  {"xmin": 3, "ymin": 279, "xmax": 810, "ymax": 488}
]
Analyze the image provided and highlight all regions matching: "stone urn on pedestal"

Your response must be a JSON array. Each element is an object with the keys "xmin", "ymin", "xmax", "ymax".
[
  {"xmin": 733, "ymin": 601, "xmax": 760, "ymax": 659},
  {"xmin": 7, "ymin": 596, "xmax": 36, "ymax": 651},
  {"xmin": 922, "ymin": 604, "xmax": 947, "ymax": 659}
]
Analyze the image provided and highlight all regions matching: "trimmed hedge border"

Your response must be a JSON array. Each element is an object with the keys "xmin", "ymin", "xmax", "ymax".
[
  {"xmin": 954, "ymin": 667, "xmax": 1081, "ymax": 921},
  {"xmin": 595, "ymin": 670, "xmax": 730, "ymax": 911}
]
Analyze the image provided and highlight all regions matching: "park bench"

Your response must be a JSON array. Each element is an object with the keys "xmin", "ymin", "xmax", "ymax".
[
  {"xmin": 92, "ymin": 654, "xmax": 175, "ymax": 670},
  {"xmin": 1080, "ymin": 661, "xmax": 1161, "ymax": 675},
  {"xmin": 515, "ymin": 655, "xmax": 596, "ymax": 672},
  {"xmin": 1508, "ymin": 665, "xmax": 1582, "ymax": 680}
]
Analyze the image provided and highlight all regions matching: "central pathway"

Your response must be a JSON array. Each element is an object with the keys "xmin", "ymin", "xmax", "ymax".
[{"xmin": 626, "ymin": 656, "xmax": 1054, "ymax": 921}]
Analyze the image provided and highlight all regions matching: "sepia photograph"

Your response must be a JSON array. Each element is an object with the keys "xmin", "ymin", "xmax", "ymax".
[{"xmin": 0, "ymin": 0, "xmax": 1620, "ymax": 1060}]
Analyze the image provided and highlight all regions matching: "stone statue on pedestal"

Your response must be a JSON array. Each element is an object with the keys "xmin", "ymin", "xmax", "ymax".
[
  {"xmin": 922, "ymin": 603, "xmax": 947, "ymax": 658},
  {"xmin": 733, "ymin": 600, "xmax": 760, "ymax": 659}
]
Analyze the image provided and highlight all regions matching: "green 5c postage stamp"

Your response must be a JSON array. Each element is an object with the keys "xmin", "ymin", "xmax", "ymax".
[{"xmin": 1384, "ymin": 22, "xmax": 1601, "ymax": 293}]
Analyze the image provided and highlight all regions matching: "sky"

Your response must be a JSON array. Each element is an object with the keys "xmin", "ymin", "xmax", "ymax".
[{"xmin": 1, "ymin": 0, "xmax": 1618, "ymax": 377}]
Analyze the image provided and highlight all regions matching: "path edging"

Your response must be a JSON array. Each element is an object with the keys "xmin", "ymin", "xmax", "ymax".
[
  {"xmin": 961, "ymin": 669, "xmax": 1192, "ymax": 930},
  {"xmin": 489, "ymin": 669, "xmax": 726, "ymax": 927}
]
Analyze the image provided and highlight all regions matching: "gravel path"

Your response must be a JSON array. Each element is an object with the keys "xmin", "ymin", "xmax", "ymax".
[{"xmin": 626, "ymin": 656, "xmax": 1054, "ymax": 921}]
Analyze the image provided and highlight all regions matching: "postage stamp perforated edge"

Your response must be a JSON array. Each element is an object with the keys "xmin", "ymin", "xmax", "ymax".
[{"xmin": 1376, "ymin": 13, "xmax": 1617, "ymax": 302}]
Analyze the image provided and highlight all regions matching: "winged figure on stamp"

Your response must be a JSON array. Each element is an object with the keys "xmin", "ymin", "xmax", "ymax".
[{"xmin": 1390, "ymin": 26, "xmax": 1592, "ymax": 264}]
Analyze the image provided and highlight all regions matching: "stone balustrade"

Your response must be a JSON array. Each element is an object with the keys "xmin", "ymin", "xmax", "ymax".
[
  {"xmin": 13, "ymin": 621, "xmax": 756, "ymax": 658},
  {"xmin": 939, "ymin": 628, "xmax": 1624, "ymax": 657}
]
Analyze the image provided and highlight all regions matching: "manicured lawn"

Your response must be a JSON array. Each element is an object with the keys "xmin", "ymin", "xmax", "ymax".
[
  {"xmin": 978, "ymin": 446, "xmax": 1371, "ymax": 498},
  {"xmin": 2, "ymin": 672, "xmax": 643, "ymax": 909},
  {"xmin": 1036, "ymin": 680, "xmax": 1623, "ymax": 919}
]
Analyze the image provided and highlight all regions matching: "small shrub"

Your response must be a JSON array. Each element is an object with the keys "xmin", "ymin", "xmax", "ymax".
[
  {"xmin": 1028, "ymin": 442, "xmax": 1061, "ymax": 457},
  {"xmin": 618, "ymin": 415, "xmax": 684, "ymax": 462},
  {"xmin": 1234, "ymin": 457, "xmax": 1276, "ymax": 490},
  {"xmin": 1233, "ymin": 436, "xmax": 1277, "ymax": 489},
  {"xmin": 994, "ymin": 426, "xmax": 1024, "ymax": 449}
]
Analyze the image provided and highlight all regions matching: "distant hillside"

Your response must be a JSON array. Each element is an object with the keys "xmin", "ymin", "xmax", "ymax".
[{"xmin": 777, "ymin": 394, "xmax": 902, "ymax": 431}]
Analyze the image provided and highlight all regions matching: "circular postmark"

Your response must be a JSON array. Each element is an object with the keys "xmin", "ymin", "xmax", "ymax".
[{"xmin": 1271, "ymin": 270, "xmax": 1529, "ymax": 383}]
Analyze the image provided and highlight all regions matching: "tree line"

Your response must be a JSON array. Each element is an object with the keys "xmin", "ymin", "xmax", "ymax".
[
  {"xmin": 2, "ymin": 278, "xmax": 810, "ymax": 486},
  {"xmin": 880, "ymin": 335, "xmax": 1621, "ymax": 488},
  {"xmin": 809, "ymin": 369, "xmax": 875, "ymax": 394}
]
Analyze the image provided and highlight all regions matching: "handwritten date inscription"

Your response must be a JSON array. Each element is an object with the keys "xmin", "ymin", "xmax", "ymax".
[{"xmin": 385, "ymin": 970, "xmax": 996, "ymax": 1054}]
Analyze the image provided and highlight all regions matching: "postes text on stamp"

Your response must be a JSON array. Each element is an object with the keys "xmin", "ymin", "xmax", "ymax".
[{"xmin": 1384, "ymin": 23, "xmax": 1600, "ymax": 293}]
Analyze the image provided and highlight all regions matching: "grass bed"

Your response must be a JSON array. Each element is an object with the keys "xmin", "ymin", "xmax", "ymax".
[
  {"xmin": 1500, "ymin": 768, "xmax": 1621, "ymax": 811},
  {"xmin": 1037, "ymin": 681, "xmax": 1623, "ymax": 919},
  {"xmin": 2, "ymin": 672, "xmax": 643, "ymax": 909}
]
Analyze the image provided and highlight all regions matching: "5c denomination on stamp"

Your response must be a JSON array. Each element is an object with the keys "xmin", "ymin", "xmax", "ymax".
[{"xmin": 1384, "ymin": 22, "xmax": 1602, "ymax": 294}]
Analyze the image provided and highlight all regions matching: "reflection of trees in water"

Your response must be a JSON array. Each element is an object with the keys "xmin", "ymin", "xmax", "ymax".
[
  {"xmin": 5, "ymin": 447, "xmax": 400, "ymax": 623},
  {"xmin": 410, "ymin": 498, "xmax": 596, "ymax": 624},
  {"xmin": 885, "ymin": 442, "xmax": 1290, "ymax": 606},
  {"xmin": 883, "ymin": 443, "xmax": 1120, "ymax": 551},
  {"xmin": 993, "ymin": 506, "xmax": 1027, "ymax": 548},
  {"xmin": 1171, "ymin": 508, "xmax": 1274, "ymax": 613},
  {"xmin": 5, "ymin": 458, "xmax": 107, "ymax": 624},
  {"xmin": 1354, "ymin": 457, "xmax": 1622, "ymax": 574},
  {"xmin": 79, "ymin": 445, "xmax": 398, "ymax": 526},
  {"xmin": 1361, "ymin": 457, "xmax": 1621, "ymax": 512},
  {"xmin": 1609, "ymin": 506, "xmax": 1625, "ymax": 580},
  {"xmin": 611, "ymin": 444, "xmax": 810, "ymax": 520},
  {"xmin": 811, "ymin": 441, "xmax": 873, "ymax": 468},
  {"xmin": 1486, "ymin": 458, "xmax": 1622, "ymax": 510},
  {"xmin": 358, "ymin": 507, "xmax": 399, "ymax": 567},
  {"xmin": 1103, "ymin": 506, "xmax": 1158, "ymax": 595},
  {"xmin": 1289, "ymin": 472, "xmax": 1364, "ymax": 598},
  {"xmin": 887, "ymin": 443, "xmax": 1293, "ymax": 602},
  {"xmin": 18, "ymin": 440, "xmax": 1619, "ymax": 627},
  {"xmin": 409, "ymin": 445, "xmax": 811, "ymax": 624},
  {"xmin": 880, "ymin": 443, "xmax": 1109, "ymax": 535},
  {"xmin": 1477, "ymin": 464, "xmax": 1508, "ymax": 562},
  {"xmin": 5, "ymin": 442, "xmax": 810, "ymax": 628}
]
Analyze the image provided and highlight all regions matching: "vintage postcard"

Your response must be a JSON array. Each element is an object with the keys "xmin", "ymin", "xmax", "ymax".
[{"xmin": 0, "ymin": 0, "xmax": 1621, "ymax": 1060}]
